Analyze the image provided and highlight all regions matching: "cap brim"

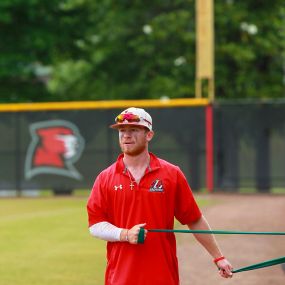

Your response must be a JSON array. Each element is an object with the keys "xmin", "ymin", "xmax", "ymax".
[{"xmin": 110, "ymin": 122, "xmax": 150, "ymax": 130}]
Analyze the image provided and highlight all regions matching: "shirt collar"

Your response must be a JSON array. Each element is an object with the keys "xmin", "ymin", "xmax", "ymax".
[{"xmin": 115, "ymin": 152, "xmax": 161, "ymax": 173}]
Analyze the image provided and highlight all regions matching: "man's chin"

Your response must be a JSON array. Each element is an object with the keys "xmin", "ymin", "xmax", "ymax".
[{"xmin": 121, "ymin": 147, "xmax": 145, "ymax": 156}]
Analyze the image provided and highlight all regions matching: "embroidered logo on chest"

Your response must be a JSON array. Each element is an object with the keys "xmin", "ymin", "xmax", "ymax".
[
  {"xmin": 114, "ymin": 184, "xmax": 123, "ymax": 191},
  {"xmin": 149, "ymin": 179, "xmax": 164, "ymax": 192}
]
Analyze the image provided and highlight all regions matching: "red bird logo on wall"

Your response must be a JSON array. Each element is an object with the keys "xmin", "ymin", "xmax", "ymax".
[{"xmin": 25, "ymin": 120, "xmax": 85, "ymax": 180}]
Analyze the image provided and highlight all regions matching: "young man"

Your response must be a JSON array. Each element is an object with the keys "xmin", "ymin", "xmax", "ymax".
[{"xmin": 87, "ymin": 107, "xmax": 233, "ymax": 285}]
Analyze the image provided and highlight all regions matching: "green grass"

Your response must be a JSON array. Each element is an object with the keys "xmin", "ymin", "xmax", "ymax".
[
  {"xmin": 0, "ymin": 197, "xmax": 106, "ymax": 285},
  {"xmin": 0, "ymin": 195, "xmax": 212, "ymax": 285}
]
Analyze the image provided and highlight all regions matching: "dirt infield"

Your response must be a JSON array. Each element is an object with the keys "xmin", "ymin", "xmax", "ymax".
[{"xmin": 177, "ymin": 194, "xmax": 285, "ymax": 285}]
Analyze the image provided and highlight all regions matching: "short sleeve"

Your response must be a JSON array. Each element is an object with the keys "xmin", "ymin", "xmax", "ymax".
[
  {"xmin": 87, "ymin": 173, "xmax": 109, "ymax": 227},
  {"xmin": 174, "ymin": 168, "xmax": 202, "ymax": 225}
]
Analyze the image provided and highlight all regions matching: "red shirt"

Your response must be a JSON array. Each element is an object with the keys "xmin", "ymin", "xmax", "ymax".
[{"xmin": 87, "ymin": 153, "xmax": 202, "ymax": 285}]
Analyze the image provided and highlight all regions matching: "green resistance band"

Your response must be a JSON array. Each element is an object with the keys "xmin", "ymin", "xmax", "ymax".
[
  {"xmin": 138, "ymin": 228, "xmax": 285, "ymax": 243},
  {"xmin": 148, "ymin": 229, "xmax": 285, "ymax": 236},
  {"xmin": 137, "ymin": 228, "xmax": 285, "ymax": 273},
  {"xmin": 232, "ymin": 256, "xmax": 285, "ymax": 273}
]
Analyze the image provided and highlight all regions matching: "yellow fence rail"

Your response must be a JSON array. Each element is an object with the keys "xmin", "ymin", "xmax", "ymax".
[{"xmin": 0, "ymin": 98, "xmax": 209, "ymax": 112}]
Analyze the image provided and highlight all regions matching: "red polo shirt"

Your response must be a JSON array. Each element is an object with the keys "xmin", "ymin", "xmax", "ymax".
[{"xmin": 87, "ymin": 153, "xmax": 202, "ymax": 285}]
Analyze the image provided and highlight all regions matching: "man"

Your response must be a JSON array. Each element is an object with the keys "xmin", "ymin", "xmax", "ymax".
[{"xmin": 87, "ymin": 107, "xmax": 233, "ymax": 285}]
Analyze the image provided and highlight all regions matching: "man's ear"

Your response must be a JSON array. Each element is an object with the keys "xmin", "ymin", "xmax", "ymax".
[{"xmin": 146, "ymin": 131, "xmax": 154, "ymax": 142}]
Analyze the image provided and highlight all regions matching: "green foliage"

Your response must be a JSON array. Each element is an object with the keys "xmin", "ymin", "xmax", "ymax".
[
  {"xmin": 215, "ymin": 1, "xmax": 285, "ymax": 98},
  {"xmin": 45, "ymin": 0, "xmax": 196, "ymax": 101},
  {"xmin": 0, "ymin": 0, "xmax": 284, "ymax": 102},
  {"xmin": 0, "ymin": 0, "xmax": 91, "ymax": 102}
]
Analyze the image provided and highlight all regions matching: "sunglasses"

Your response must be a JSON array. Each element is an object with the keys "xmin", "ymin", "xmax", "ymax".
[
  {"xmin": 115, "ymin": 113, "xmax": 152, "ymax": 126},
  {"xmin": 115, "ymin": 113, "xmax": 141, "ymax": 123}
]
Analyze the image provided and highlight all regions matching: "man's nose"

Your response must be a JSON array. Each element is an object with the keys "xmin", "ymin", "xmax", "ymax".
[
  {"xmin": 124, "ymin": 130, "xmax": 133, "ymax": 135},
  {"xmin": 121, "ymin": 131, "xmax": 132, "ymax": 137}
]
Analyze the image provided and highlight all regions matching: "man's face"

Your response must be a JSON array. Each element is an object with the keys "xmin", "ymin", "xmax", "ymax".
[{"xmin": 118, "ymin": 125, "xmax": 153, "ymax": 156}]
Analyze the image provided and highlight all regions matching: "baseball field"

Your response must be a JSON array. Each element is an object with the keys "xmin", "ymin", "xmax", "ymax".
[
  {"xmin": 0, "ymin": 197, "xmax": 105, "ymax": 285},
  {"xmin": 0, "ymin": 193, "xmax": 284, "ymax": 285}
]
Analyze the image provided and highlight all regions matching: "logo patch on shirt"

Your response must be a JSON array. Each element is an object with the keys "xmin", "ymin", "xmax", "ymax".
[
  {"xmin": 114, "ymin": 184, "xmax": 123, "ymax": 191},
  {"xmin": 149, "ymin": 180, "xmax": 164, "ymax": 192}
]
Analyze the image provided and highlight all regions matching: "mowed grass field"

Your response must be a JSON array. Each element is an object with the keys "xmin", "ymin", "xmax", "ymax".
[
  {"xmin": 0, "ymin": 197, "xmax": 106, "ymax": 285},
  {"xmin": 0, "ymin": 195, "xmax": 212, "ymax": 285}
]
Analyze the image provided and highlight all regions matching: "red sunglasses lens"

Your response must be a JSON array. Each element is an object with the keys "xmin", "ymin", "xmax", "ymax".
[{"xmin": 116, "ymin": 113, "xmax": 140, "ymax": 123}]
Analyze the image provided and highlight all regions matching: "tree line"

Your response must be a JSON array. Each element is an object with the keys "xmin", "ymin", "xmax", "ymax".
[{"xmin": 0, "ymin": 0, "xmax": 284, "ymax": 103}]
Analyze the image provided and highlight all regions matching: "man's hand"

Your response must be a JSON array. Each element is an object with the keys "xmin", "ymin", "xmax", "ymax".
[
  {"xmin": 127, "ymin": 223, "xmax": 147, "ymax": 244},
  {"xmin": 216, "ymin": 258, "xmax": 233, "ymax": 278}
]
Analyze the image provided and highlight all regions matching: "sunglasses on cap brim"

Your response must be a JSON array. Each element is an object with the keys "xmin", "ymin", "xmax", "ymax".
[{"xmin": 115, "ymin": 113, "xmax": 152, "ymax": 126}]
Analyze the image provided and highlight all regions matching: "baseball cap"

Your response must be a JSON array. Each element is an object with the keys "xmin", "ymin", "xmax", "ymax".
[{"xmin": 110, "ymin": 107, "xmax": 152, "ymax": 131}]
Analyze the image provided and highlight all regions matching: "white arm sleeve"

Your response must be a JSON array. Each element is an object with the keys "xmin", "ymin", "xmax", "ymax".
[{"xmin": 89, "ymin": 221, "xmax": 123, "ymax": 242}]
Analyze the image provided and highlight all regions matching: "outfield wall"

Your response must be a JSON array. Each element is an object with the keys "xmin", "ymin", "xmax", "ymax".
[
  {"xmin": 214, "ymin": 101, "xmax": 285, "ymax": 193},
  {"xmin": 0, "ymin": 99, "xmax": 209, "ymax": 194},
  {"xmin": 1, "ymin": 99, "xmax": 285, "ymax": 194}
]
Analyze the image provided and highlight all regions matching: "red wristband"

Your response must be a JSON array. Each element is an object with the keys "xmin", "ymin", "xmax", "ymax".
[{"xmin": 213, "ymin": 256, "xmax": 225, "ymax": 264}]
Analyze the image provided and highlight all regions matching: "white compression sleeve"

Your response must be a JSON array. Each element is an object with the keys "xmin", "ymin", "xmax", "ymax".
[{"xmin": 89, "ymin": 221, "xmax": 123, "ymax": 242}]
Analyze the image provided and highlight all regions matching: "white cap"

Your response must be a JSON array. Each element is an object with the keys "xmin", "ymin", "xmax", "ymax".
[{"xmin": 110, "ymin": 107, "xmax": 152, "ymax": 131}]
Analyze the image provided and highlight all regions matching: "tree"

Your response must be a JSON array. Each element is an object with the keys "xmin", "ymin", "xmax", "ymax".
[
  {"xmin": 215, "ymin": 0, "xmax": 285, "ymax": 99},
  {"xmin": 47, "ymin": 0, "xmax": 196, "ymax": 101},
  {"xmin": 0, "ymin": 0, "xmax": 284, "ymax": 102},
  {"xmin": 0, "ymin": 0, "xmax": 91, "ymax": 102}
]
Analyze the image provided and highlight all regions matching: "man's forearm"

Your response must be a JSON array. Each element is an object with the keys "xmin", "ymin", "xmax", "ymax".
[
  {"xmin": 89, "ymin": 221, "xmax": 124, "ymax": 242},
  {"xmin": 187, "ymin": 215, "xmax": 223, "ymax": 259}
]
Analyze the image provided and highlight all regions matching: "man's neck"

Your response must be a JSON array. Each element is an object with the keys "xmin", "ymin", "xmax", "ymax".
[
  {"xmin": 123, "ymin": 151, "xmax": 150, "ymax": 183},
  {"xmin": 123, "ymin": 151, "xmax": 150, "ymax": 170}
]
